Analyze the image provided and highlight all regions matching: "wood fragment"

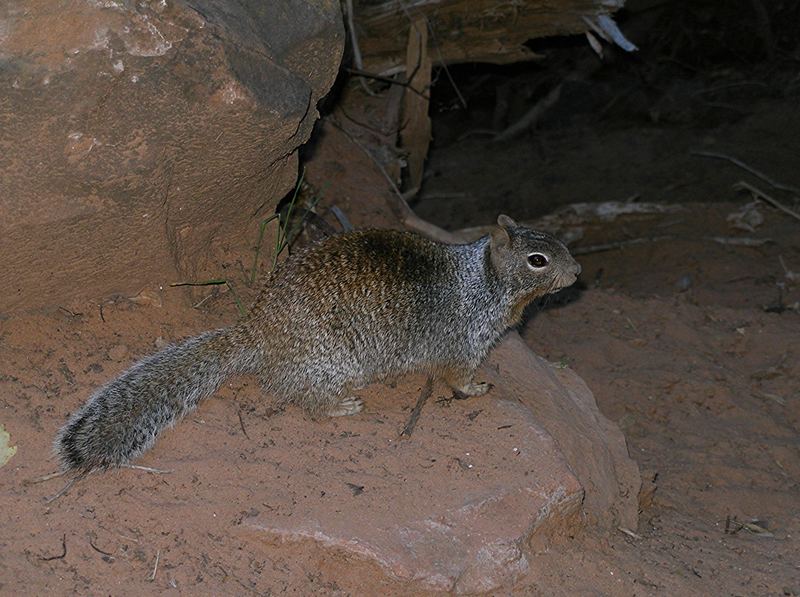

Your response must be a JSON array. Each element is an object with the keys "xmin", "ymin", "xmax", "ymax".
[
  {"xmin": 707, "ymin": 236, "xmax": 773, "ymax": 247},
  {"xmin": 354, "ymin": 0, "xmax": 608, "ymax": 72},
  {"xmin": 148, "ymin": 549, "xmax": 161, "ymax": 582},
  {"xmin": 344, "ymin": 0, "xmax": 378, "ymax": 97},
  {"xmin": 753, "ymin": 390, "xmax": 786, "ymax": 406},
  {"xmin": 778, "ymin": 256, "xmax": 800, "ymax": 282},
  {"xmin": 400, "ymin": 16, "xmax": 432, "ymax": 192},
  {"xmin": 237, "ymin": 409, "xmax": 251, "ymax": 440},
  {"xmin": 494, "ymin": 83, "xmax": 562, "ymax": 142},
  {"xmin": 330, "ymin": 119, "xmax": 460, "ymax": 244},
  {"xmin": 691, "ymin": 151, "xmax": 800, "ymax": 196},
  {"xmin": 120, "ymin": 464, "xmax": 173, "ymax": 474},
  {"xmin": 330, "ymin": 206, "xmax": 354, "ymax": 232},
  {"xmin": 400, "ymin": 377, "xmax": 434, "ymax": 437},
  {"xmin": 571, "ymin": 236, "xmax": 674, "ymax": 255},
  {"xmin": 44, "ymin": 476, "xmax": 80, "ymax": 504},
  {"xmin": 617, "ymin": 526, "xmax": 643, "ymax": 540},
  {"xmin": 732, "ymin": 181, "xmax": 800, "ymax": 223},
  {"xmin": 25, "ymin": 470, "xmax": 67, "ymax": 485}
]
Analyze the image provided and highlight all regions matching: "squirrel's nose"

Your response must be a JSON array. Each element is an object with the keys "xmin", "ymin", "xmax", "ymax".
[{"xmin": 573, "ymin": 262, "xmax": 582, "ymax": 276}]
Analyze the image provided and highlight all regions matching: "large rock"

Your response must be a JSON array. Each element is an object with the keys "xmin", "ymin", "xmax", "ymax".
[
  {"xmin": 244, "ymin": 333, "xmax": 640, "ymax": 593},
  {"xmin": 0, "ymin": 0, "xmax": 344, "ymax": 313}
]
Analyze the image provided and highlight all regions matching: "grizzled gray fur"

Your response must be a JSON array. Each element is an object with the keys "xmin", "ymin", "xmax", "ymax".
[{"xmin": 55, "ymin": 215, "xmax": 580, "ymax": 472}]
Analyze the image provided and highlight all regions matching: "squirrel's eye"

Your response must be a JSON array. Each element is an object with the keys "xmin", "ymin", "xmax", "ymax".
[{"xmin": 527, "ymin": 253, "xmax": 548, "ymax": 268}]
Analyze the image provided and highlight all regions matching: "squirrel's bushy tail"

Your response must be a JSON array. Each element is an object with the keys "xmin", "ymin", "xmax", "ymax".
[{"xmin": 55, "ymin": 328, "xmax": 254, "ymax": 472}]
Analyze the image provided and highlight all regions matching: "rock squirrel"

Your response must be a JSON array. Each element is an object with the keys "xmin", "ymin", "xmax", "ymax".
[{"xmin": 55, "ymin": 215, "xmax": 580, "ymax": 472}]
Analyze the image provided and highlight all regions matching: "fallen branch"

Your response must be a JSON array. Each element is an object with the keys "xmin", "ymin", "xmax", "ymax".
[
  {"xmin": 148, "ymin": 549, "xmax": 161, "ymax": 582},
  {"xmin": 400, "ymin": 377, "xmax": 434, "ymax": 437},
  {"xmin": 120, "ymin": 464, "xmax": 173, "ymax": 474},
  {"xmin": 707, "ymin": 236, "xmax": 773, "ymax": 247},
  {"xmin": 344, "ymin": 0, "xmax": 377, "ymax": 97},
  {"xmin": 733, "ymin": 180, "xmax": 800, "ymax": 223},
  {"xmin": 571, "ymin": 235, "xmax": 674, "ymax": 255},
  {"xmin": 330, "ymin": 118, "xmax": 460, "ymax": 244},
  {"xmin": 44, "ymin": 475, "xmax": 82, "ymax": 504},
  {"xmin": 237, "ymin": 409, "xmax": 250, "ymax": 440},
  {"xmin": 691, "ymin": 151, "xmax": 800, "ymax": 197},
  {"xmin": 494, "ymin": 83, "xmax": 563, "ymax": 143},
  {"xmin": 345, "ymin": 68, "xmax": 430, "ymax": 100}
]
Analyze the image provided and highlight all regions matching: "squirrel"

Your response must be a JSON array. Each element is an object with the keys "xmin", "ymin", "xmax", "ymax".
[{"xmin": 55, "ymin": 214, "xmax": 580, "ymax": 473}]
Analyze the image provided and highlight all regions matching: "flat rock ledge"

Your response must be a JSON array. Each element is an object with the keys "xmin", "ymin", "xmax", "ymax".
[{"xmin": 243, "ymin": 333, "xmax": 640, "ymax": 594}]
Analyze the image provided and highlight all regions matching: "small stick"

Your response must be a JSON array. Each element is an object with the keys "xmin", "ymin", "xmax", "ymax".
[
  {"xmin": 89, "ymin": 537, "xmax": 115, "ymax": 558},
  {"xmin": 345, "ymin": 68, "xmax": 429, "ymax": 100},
  {"xmin": 778, "ymin": 255, "xmax": 800, "ymax": 282},
  {"xmin": 344, "ymin": 0, "xmax": 377, "ymax": 97},
  {"xmin": 617, "ymin": 526, "xmax": 643, "ymax": 540},
  {"xmin": 494, "ymin": 83, "xmax": 563, "ymax": 143},
  {"xmin": 192, "ymin": 293, "xmax": 215, "ymax": 309},
  {"xmin": 237, "ymin": 409, "xmax": 251, "ymax": 440},
  {"xmin": 40, "ymin": 534, "xmax": 67, "ymax": 561},
  {"xmin": 571, "ymin": 235, "xmax": 674, "ymax": 255},
  {"xmin": 330, "ymin": 119, "xmax": 460, "ymax": 244},
  {"xmin": 400, "ymin": 377, "xmax": 434, "ymax": 437},
  {"xmin": 338, "ymin": 105, "xmax": 395, "ymax": 136},
  {"xmin": 707, "ymin": 236, "xmax": 773, "ymax": 247},
  {"xmin": 44, "ymin": 476, "xmax": 80, "ymax": 504},
  {"xmin": 26, "ymin": 470, "xmax": 67, "ymax": 485},
  {"xmin": 148, "ymin": 549, "xmax": 161, "ymax": 582},
  {"xmin": 691, "ymin": 151, "xmax": 800, "ymax": 196},
  {"xmin": 330, "ymin": 205, "xmax": 354, "ymax": 232},
  {"xmin": 120, "ymin": 464, "xmax": 173, "ymax": 474},
  {"xmin": 733, "ymin": 180, "xmax": 800, "ymax": 223}
]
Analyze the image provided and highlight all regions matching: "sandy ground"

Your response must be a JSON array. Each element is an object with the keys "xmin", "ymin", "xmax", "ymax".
[
  {"xmin": 3, "ymin": 26, "xmax": 800, "ymax": 594},
  {"xmin": 517, "ymin": 203, "xmax": 800, "ymax": 595}
]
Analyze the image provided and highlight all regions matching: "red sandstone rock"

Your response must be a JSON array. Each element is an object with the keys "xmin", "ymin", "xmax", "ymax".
[
  {"xmin": 0, "ymin": 0, "xmax": 344, "ymax": 313},
  {"xmin": 243, "ymin": 334, "xmax": 639, "ymax": 593}
]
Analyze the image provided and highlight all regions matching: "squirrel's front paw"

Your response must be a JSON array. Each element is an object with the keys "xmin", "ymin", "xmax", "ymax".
[{"xmin": 454, "ymin": 382, "xmax": 493, "ymax": 398}]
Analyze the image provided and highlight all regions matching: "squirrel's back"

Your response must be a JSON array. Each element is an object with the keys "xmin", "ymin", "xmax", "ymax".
[{"xmin": 244, "ymin": 230, "xmax": 503, "ymax": 403}]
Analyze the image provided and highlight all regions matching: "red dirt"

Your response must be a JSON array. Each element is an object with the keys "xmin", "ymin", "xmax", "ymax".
[
  {"xmin": 3, "ymin": 42, "xmax": 800, "ymax": 596},
  {"xmin": 518, "ymin": 203, "xmax": 800, "ymax": 595}
]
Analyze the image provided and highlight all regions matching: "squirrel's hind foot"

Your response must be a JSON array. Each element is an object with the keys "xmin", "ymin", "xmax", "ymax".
[
  {"xmin": 327, "ymin": 396, "xmax": 364, "ymax": 417},
  {"xmin": 454, "ymin": 381, "xmax": 492, "ymax": 398}
]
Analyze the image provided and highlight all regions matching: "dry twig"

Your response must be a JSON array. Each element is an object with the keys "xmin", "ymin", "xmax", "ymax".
[
  {"xmin": 691, "ymin": 151, "xmax": 800, "ymax": 196},
  {"xmin": 237, "ymin": 409, "xmax": 251, "ymax": 440},
  {"xmin": 732, "ymin": 181, "xmax": 800, "ymax": 223},
  {"xmin": 617, "ymin": 526, "xmax": 643, "ymax": 540},
  {"xmin": 494, "ymin": 83, "xmax": 563, "ymax": 142},
  {"xmin": 25, "ymin": 470, "xmax": 67, "ymax": 485},
  {"xmin": 400, "ymin": 377, "xmax": 434, "ymax": 437},
  {"xmin": 45, "ymin": 475, "xmax": 82, "ymax": 504},
  {"xmin": 344, "ymin": 0, "xmax": 377, "ymax": 97},
  {"xmin": 571, "ymin": 235, "xmax": 674, "ymax": 255},
  {"xmin": 330, "ymin": 119, "xmax": 460, "ymax": 244},
  {"xmin": 707, "ymin": 236, "xmax": 773, "ymax": 247},
  {"xmin": 121, "ymin": 464, "xmax": 173, "ymax": 474},
  {"xmin": 148, "ymin": 549, "xmax": 161, "ymax": 581}
]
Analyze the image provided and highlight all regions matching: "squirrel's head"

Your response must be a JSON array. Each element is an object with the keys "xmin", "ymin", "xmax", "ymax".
[{"xmin": 489, "ymin": 214, "xmax": 581, "ymax": 301}]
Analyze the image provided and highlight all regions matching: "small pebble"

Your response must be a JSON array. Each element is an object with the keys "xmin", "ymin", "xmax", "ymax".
[{"xmin": 108, "ymin": 344, "xmax": 128, "ymax": 361}]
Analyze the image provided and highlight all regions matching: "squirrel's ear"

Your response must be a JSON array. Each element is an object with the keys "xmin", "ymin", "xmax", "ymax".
[
  {"xmin": 497, "ymin": 214, "xmax": 517, "ymax": 228},
  {"xmin": 490, "ymin": 223, "xmax": 511, "ymax": 249}
]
